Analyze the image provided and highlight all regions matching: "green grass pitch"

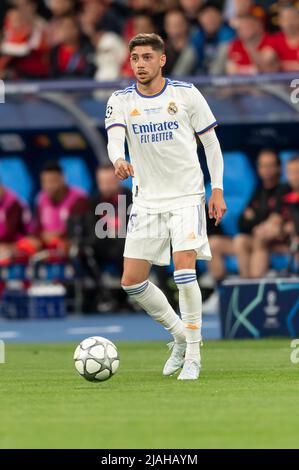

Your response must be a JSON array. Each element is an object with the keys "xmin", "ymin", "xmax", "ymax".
[{"xmin": 0, "ymin": 339, "xmax": 298, "ymax": 449}]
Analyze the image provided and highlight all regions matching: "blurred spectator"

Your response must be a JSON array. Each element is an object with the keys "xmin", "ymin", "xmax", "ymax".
[
  {"xmin": 122, "ymin": 9, "xmax": 157, "ymax": 43},
  {"xmin": 246, "ymin": 155, "xmax": 299, "ymax": 277},
  {"xmin": 224, "ymin": 0, "xmax": 266, "ymax": 29},
  {"xmin": 234, "ymin": 149, "xmax": 287, "ymax": 278},
  {"xmin": 202, "ymin": 149, "xmax": 286, "ymax": 312},
  {"xmin": 46, "ymin": 0, "xmax": 79, "ymax": 47},
  {"xmin": 274, "ymin": 155, "xmax": 299, "ymax": 237},
  {"xmin": 163, "ymin": 8, "xmax": 197, "ymax": 76},
  {"xmin": 49, "ymin": 15, "xmax": 95, "ymax": 78},
  {"xmin": 83, "ymin": 163, "xmax": 132, "ymax": 274},
  {"xmin": 267, "ymin": 0, "xmax": 299, "ymax": 32},
  {"xmin": 19, "ymin": 160, "xmax": 89, "ymax": 256},
  {"xmin": 0, "ymin": 182, "xmax": 31, "ymax": 263},
  {"xmin": 179, "ymin": 0, "xmax": 206, "ymax": 29},
  {"xmin": 191, "ymin": 2, "xmax": 235, "ymax": 74},
  {"xmin": 92, "ymin": 22, "xmax": 127, "ymax": 81},
  {"xmin": 226, "ymin": 14, "xmax": 273, "ymax": 74},
  {"xmin": 79, "ymin": 163, "xmax": 132, "ymax": 312},
  {"xmin": 0, "ymin": 0, "xmax": 49, "ymax": 79},
  {"xmin": 263, "ymin": 5, "xmax": 299, "ymax": 72},
  {"xmin": 80, "ymin": 0, "xmax": 124, "ymax": 38},
  {"xmin": 121, "ymin": 11, "xmax": 156, "ymax": 77}
]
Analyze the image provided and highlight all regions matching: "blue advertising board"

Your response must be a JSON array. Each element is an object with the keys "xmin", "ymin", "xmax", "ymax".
[{"xmin": 220, "ymin": 278, "xmax": 299, "ymax": 339}]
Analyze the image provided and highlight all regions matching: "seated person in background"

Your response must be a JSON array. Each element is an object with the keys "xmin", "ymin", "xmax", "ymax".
[
  {"xmin": 267, "ymin": 0, "xmax": 299, "ymax": 32},
  {"xmin": 239, "ymin": 155, "xmax": 299, "ymax": 278},
  {"xmin": 79, "ymin": 163, "xmax": 132, "ymax": 312},
  {"xmin": 49, "ymin": 15, "xmax": 95, "ymax": 79},
  {"xmin": 225, "ymin": 0, "xmax": 266, "ymax": 30},
  {"xmin": 121, "ymin": 12, "xmax": 156, "ymax": 78},
  {"xmin": 0, "ymin": 182, "xmax": 31, "ymax": 262},
  {"xmin": 163, "ymin": 8, "xmax": 197, "ymax": 77},
  {"xmin": 262, "ymin": 5, "xmax": 299, "ymax": 72},
  {"xmin": 18, "ymin": 160, "xmax": 89, "ymax": 256},
  {"xmin": 179, "ymin": 0, "xmax": 206, "ymax": 29},
  {"xmin": 46, "ymin": 0, "xmax": 79, "ymax": 47},
  {"xmin": 234, "ymin": 149, "xmax": 288, "ymax": 278},
  {"xmin": 226, "ymin": 13, "xmax": 274, "ymax": 74},
  {"xmin": 83, "ymin": 163, "xmax": 132, "ymax": 276},
  {"xmin": 202, "ymin": 149, "xmax": 286, "ymax": 312},
  {"xmin": 191, "ymin": 2, "xmax": 235, "ymax": 75},
  {"xmin": 270, "ymin": 155, "xmax": 299, "ymax": 262}
]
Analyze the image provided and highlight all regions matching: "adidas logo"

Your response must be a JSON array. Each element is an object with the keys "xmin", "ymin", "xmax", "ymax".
[
  {"xmin": 130, "ymin": 108, "xmax": 141, "ymax": 116},
  {"xmin": 187, "ymin": 232, "xmax": 197, "ymax": 240}
]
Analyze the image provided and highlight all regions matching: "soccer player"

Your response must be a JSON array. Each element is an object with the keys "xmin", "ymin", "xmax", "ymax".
[{"xmin": 105, "ymin": 33, "xmax": 226, "ymax": 380}]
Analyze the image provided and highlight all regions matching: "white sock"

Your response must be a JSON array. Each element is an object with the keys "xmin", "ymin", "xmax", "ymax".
[
  {"xmin": 122, "ymin": 280, "xmax": 186, "ymax": 343},
  {"xmin": 174, "ymin": 269, "xmax": 202, "ymax": 362}
]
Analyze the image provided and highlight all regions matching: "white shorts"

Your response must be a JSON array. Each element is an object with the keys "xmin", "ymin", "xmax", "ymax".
[{"xmin": 124, "ymin": 202, "xmax": 212, "ymax": 266}]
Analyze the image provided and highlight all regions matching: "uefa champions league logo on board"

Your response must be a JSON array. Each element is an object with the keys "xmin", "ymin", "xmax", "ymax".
[{"xmin": 263, "ymin": 291, "xmax": 280, "ymax": 329}]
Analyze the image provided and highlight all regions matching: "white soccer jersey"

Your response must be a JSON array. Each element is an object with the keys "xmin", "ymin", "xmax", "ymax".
[{"xmin": 105, "ymin": 78, "xmax": 218, "ymax": 213}]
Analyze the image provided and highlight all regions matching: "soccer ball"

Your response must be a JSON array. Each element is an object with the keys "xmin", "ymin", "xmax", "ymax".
[{"xmin": 73, "ymin": 336, "xmax": 119, "ymax": 382}]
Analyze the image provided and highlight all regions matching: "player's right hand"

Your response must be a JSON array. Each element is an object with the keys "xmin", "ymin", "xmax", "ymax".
[{"xmin": 114, "ymin": 158, "xmax": 134, "ymax": 180}]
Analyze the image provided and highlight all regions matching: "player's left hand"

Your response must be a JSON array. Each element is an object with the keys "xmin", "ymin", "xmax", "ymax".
[{"xmin": 208, "ymin": 189, "xmax": 227, "ymax": 226}]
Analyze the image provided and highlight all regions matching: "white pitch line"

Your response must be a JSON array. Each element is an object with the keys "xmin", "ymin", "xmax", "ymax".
[{"xmin": 66, "ymin": 325, "xmax": 123, "ymax": 335}]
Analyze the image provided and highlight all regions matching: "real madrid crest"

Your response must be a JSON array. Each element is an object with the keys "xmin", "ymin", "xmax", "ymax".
[{"xmin": 167, "ymin": 101, "xmax": 178, "ymax": 115}]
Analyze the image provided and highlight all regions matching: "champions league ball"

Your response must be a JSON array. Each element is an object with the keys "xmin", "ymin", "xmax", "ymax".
[{"xmin": 74, "ymin": 336, "xmax": 119, "ymax": 382}]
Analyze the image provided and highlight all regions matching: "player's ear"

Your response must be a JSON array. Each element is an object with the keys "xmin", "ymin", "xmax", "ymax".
[{"xmin": 160, "ymin": 53, "xmax": 166, "ymax": 68}]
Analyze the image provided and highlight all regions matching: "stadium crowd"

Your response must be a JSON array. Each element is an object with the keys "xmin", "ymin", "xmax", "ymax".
[{"xmin": 0, "ymin": 0, "xmax": 299, "ymax": 80}]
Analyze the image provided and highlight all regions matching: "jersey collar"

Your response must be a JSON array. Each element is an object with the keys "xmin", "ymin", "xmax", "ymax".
[{"xmin": 135, "ymin": 78, "xmax": 168, "ymax": 98}]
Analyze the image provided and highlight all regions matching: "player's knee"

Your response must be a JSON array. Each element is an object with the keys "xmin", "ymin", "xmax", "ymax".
[
  {"xmin": 173, "ymin": 251, "xmax": 196, "ymax": 271},
  {"xmin": 121, "ymin": 275, "xmax": 148, "ymax": 288}
]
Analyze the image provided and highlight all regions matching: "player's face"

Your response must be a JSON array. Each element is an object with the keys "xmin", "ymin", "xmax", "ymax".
[
  {"xmin": 130, "ymin": 46, "xmax": 166, "ymax": 85},
  {"xmin": 257, "ymin": 153, "xmax": 281, "ymax": 182},
  {"xmin": 41, "ymin": 172, "xmax": 65, "ymax": 199},
  {"xmin": 286, "ymin": 160, "xmax": 299, "ymax": 191}
]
